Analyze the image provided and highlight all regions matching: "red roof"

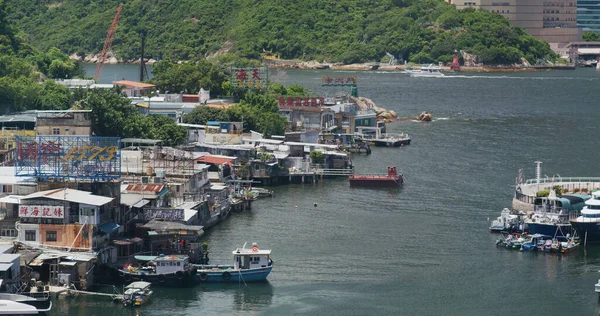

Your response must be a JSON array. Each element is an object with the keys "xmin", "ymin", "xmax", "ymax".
[
  {"xmin": 197, "ymin": 155, "xmax": 234, "ymax": 165},
  {"xmin": 113, "ymin": 80, "xmax": 156, "ymax": 89},
  {"xmin": 125, "ymin": 184, "xmax": 165, "ymax": 193}
]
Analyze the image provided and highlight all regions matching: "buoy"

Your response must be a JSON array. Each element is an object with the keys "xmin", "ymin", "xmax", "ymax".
[{"xmin": 314, "ymin": 203, "xmax": 317, "ymax": 207}]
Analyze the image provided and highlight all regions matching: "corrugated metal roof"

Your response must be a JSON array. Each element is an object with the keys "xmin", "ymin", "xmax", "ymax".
[
  {"xmin": 124, "ymin": 184, "xmax": 165, "ymax": 194},
  {"xmin": 142, "ymin": 220, "xmax": 203, "ymax": 232},
  {"xmin": 0, "ymin": 254, "xmax": 20, "ymax": 263},
  {"xmin": 197, "ymin": 155, "xmax": 234, "ymax": 165},
  {"xmin": 120, "ymin": 194, "xmax": 145, "ymax": 207},
  {"xmin": 0, "ymin": 195, "xmax": 24, "ymax": 204},
  {"xmin": 21, "ymin": 188, "xmax": 113, "ymax": 206},
  {"xmin": 0, "ymin": 114, "xmax": 36, "ymax": 123},
  {"xmin": 0, "ymin": 263, "xmax": 13, "ymax": 271},
  {"xmin": 113, "ymin": 80, "xmax": 156, "ymax": 88}
]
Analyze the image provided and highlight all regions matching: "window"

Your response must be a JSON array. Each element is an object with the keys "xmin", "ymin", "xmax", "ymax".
[
  {"xmin": 25, "ymin": 230, "xmax": 36, "ymax": 241},
  {"xmin": 46, "ymin": 231, "xmax": 57, "ymax": 242},
  {"xmin": 2, "ymin": 185, "xmax": 12, "ymax": 193},
  {"xmin": 52, "ymin": 128, "xmax": 60, "ymax": 135},
  {"xmin": 177, "ymin": 262, "xmax": 181, "ymax": 266}
]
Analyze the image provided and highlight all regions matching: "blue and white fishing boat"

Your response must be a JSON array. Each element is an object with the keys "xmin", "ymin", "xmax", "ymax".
[{"xmin": 194, "ymin": 243, "xmax": 273, "ymax": 283}]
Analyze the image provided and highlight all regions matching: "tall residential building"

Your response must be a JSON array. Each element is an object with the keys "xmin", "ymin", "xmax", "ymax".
[
  {"xmin": 578, "ymin": 0, "xmax": 600, "ymax": 33},
  {"xmin": 449, "ymin": 0, "xmax": 581, "ymax": 43}
]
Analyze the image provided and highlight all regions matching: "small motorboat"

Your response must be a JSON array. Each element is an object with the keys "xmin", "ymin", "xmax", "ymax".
[
  {"xmin": 122, "ymin": 281, "xmax": 153, "ymax": 307},
  {"xmin": 250, "ymin": 187, "xmax": 274, "ymax": 198},
  {"xmin": 551, "ymin": 235, "xmax": 580, "ymax": 253}
]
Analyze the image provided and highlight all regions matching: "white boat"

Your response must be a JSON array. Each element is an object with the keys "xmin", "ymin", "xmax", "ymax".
[
  {"xmin": 489, "ymin": 208, "xmax": 521, "ymax": 232},
  {"xmin": 408, "ymin": 64, "xmax": 445, "ymax": 77},
  {"xmin": 122, "ymin": 281, "xmax": 153, "ymax": 307},
  {"xmin": 0, "ymin": 293, "xmax": 52, "ymax": 315},
  {"xmin": 250, "ymin": 187, "xmax": 274, "ymax": 198}
]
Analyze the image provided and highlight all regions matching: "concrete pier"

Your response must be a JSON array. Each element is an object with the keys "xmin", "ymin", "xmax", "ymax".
[{"xmin": 512, "ymin": 177, "xmax": 600, "ymax": 213}]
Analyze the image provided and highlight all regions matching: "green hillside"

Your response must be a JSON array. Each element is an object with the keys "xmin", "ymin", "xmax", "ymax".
[{"xmin": 7, "ymin": 0, "xmax": 556, "ymax": 65}]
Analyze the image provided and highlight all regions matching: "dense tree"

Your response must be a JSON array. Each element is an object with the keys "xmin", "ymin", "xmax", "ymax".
[
  {"xmin": 183, "ymin": 92, "xmax": 288, "ymax": 138},
  {"xmin": 150, "ymin": 59, "xmax": 227, "ymax": 96},
  {"xmin": 583, "ymin": 31, "xmax": 600, "ymax": 42},
  {"xmin": 6, "ymin": 0, "xmax": 557, "ymax": 65},
  {"xmin": 72, "ymin": 88, "xmax": 187, "ymax": 145},
  {"xmin": 182, "ymin": 106, "xmax": 229, "ymax": 125}
]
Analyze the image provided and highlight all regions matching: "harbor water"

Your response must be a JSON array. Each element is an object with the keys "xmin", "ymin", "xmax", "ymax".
[{"xmin": 71, "ymin": 64, "xmax": 600, "ymax": 315}]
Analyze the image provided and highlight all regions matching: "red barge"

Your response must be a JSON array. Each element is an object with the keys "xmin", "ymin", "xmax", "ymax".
[{"xmin": 349, "ymin": 166, "xmax": 403, "ymax": 187}]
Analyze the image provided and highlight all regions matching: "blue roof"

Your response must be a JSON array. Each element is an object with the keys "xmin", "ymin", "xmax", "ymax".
[
  {"xmin": 98, "ymin": 222, "xmax": 120, "ymax": 234},
  {"xmin": 207, "ymin": 121, "xmax": 220, "ymax": 125}
]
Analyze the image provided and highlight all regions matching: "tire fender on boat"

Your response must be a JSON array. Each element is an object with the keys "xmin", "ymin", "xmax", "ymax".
[
  {"xmin": 176, "ymin": 270, "xmax": 184, "ymax": 279},
  {"xmin": 222, "ymin": 271, "xmax": 231, "ymax": 281},
  {"xmin": 199, "ymin": 272, "xmax": 208, "ymax": 281},
  {"xmin": 158, "ymin": 274, "xmax": 166, "ymax": 283}
]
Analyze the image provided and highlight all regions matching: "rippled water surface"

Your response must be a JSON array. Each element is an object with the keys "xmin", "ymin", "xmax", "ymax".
[{"xmin": 68, "ymin": 65, "xmax": 600, "ymax": 315}]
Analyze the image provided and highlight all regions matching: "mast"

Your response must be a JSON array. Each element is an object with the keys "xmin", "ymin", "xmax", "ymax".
[{"xmin": 139, "ymin": 31, "xmax": 149, "ymax": 82}]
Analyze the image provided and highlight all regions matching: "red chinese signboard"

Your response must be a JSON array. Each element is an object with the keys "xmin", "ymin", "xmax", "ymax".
[
  {"xmin": 19, "ymin": 205, "xmax": 65, "ymax": 219},
  {"xmin": 231, "ymin": 67, "xmax": 268, "ymax": 89},
  {"xmin": 278, "ymin": 96, "xmax": 325, "ymax": 108},
  {"xmin": 321, "ymin": 76, "xmax": 357, "ymax": 86}
]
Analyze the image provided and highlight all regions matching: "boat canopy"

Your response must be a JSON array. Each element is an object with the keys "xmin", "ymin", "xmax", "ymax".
[{"xmin": 125, "ymin": 281, "xmax": 151, "ymax": 289}]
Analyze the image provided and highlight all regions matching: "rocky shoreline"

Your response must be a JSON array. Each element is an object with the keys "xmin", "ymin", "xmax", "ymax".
[
  {"xmin": 69, "ymin": 52, "xmax": 158, "ymax": 65},
  {"xmin": 69, "ymin": 52, "xmax": 572, "ymax": 72}
]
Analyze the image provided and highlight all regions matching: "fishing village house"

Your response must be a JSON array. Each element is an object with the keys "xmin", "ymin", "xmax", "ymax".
[
  {"xmin": 277, "ymin": 96, "xmax": 335, "ymax": 143},
  {"xmin": 35, "ymin": 110, "xmax": 92, "ymax": 136},
  {"xmin": 6, "ymin": 188, "xmax": 118, "ymax": 290}
]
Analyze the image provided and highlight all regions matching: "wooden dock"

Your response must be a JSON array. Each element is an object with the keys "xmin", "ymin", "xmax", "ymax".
[{"xmin": 48, "ymin": 285, "xmax": 123, "ymax": 301}]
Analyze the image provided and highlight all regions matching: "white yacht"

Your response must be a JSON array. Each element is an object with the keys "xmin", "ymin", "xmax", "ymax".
[
  {"xmin": 570, "ymin": 190, "xmax": 600, "ymax": 243},
  {"xmin": 408, "ymin": 64, "xmax": 445, "ymax": 77}
]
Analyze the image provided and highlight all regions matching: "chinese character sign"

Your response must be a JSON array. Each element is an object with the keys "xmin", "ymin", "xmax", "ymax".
[
  {"xmin": 15, "ymin": 136, "xmax": 121, "ymax": 179},
  {"xmin": 19, "ymin": 205, "xmax": 64, "ymax": 219},
  {"xmin": 231, "ymin": 67, "xmax": 267, "ymax": 89},
  {"xmin": 278, "ymin": 96, "xmax": 325, "ymax": 108},
  {"xmin": 321, "ymin": 76, "xmax": 357, "ymax": 87},
  {"xmin": 143, "ymin": 208, "xmax": 185, "ymax": 221}
]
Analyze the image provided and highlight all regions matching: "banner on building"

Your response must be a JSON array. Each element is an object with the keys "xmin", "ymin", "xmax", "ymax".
[
  {"xmin": 15, "ymin": 136, "xmax": 121, "ymax": 180},
  {"xmin": 278, "ymin": 96, "xmax": 325, "ymax": 108},
  {"xmin": 321, "ymin": 76, "xmax": 357, "ymax": 87},
  {"xmin": 19, "ymin": 205, "xmax": 65, "ymax": 219},
  {"xmin": 230, "ymin": 67, "xmax": 268, "ymax": 89},
  {"xmin": 143, "ymin": 208, "xmax": 185, "ymax": 221},
  {"xmin": 199, "ymin": 88, "xmax": 210, "ymax": 104}
]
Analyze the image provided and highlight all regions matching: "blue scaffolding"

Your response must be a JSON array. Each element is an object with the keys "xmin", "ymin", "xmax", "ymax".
[{"xmin": 15, "ymin": 136, "xmax": 121, "ymax": 180}]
